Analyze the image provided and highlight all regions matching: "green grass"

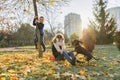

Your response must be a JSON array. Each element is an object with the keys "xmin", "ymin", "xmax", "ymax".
[{"xmin": 0, "ymin": 45, "xmax": 120, "ymax": 80}]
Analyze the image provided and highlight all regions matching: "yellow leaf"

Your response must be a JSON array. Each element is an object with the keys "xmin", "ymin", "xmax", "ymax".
[
  {"xmin": 60, "ymin": 11, "xmax": 63, "ymax": 14},
  {"xmin": 0, "ymin": 63, "xmax": 2, "ymax": 66},
  {"xmin": 49, "ymin": 2, "xmax": 54, "ymax": 5},
  {"xmin": 46, "ymin": 70, "xmax": 54, "ymax": 75},
  {"xmin": 8, "ymin": 70, "xmax": 16, "ymax": 74},
  {"xmin": 103, "ymin": 71, "xmax": 109, "ymax": 75},
  {"xmin": 25, "ymin": 9, "xmax": 31, "ymax": 14},
  {"xmin": 49, "ymin": 0, "xmax": 55, "ymax": 5},
  {"xmin": 79, "ymin": 69, "xmax": 85, "ymax": 75},
  {"xmin": 112, "ymin": 61, "xmax": 118, "ymax": 65},
  {"xmin": 42, "ymin": 60, "xmax": 50, "ymax": 64},
  {"xmin": 64, "ymin": 60, "xmax": 70, "ymax": 68},
  {"xmin": 108, "ymin": 66, "xmax": 113, "ymax": 70},
  {"xmin": 97, "ymin": 65, "xmax": 103, "ymax": 68},
  {"xmin": 0, "ymin": 77, "xmax": 6, "ymax": 80}
]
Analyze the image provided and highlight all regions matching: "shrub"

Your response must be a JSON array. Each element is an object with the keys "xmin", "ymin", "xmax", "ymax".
[
  {"xmin": 115, "ymin": 32, "xmax": 120, "ymax": 51},
  {"xmin": 82, "ymin": 25, "xmax": 96, "ymax": 52}
]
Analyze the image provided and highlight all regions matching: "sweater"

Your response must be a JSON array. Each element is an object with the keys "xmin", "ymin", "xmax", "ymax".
[
  {"xmin": 33, "ymin": 19, "xmax": 44, "ymax": 35},
  {"xmin": 53, "ymin": 40, "xmax": 66, "ymax": 54}
]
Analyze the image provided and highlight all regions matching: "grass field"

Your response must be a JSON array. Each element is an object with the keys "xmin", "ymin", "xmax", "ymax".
[{"xmin": 0, "ymin": 45, "xmax": 120, "ymax": 80}]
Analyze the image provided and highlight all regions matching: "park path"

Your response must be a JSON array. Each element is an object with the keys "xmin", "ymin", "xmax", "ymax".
[{"xmin": 0, "ymin": 47, "xmax": 35, "ymax": 52}]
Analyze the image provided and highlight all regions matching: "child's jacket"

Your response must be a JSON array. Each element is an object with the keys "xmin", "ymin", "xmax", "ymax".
[{"xmin": 33, "ymin": 19, "xmax": 44, "ymax": 35}]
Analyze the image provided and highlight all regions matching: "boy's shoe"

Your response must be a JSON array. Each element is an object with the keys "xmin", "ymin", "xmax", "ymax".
[
  {"xmin": 42, "ymin": 50, "xmax": 46, "ymax": 52},
  {"xmin": 35, "ymin": 43, "xmax": 38, "ymax": 49},
  {"xmin": 70, "ymin": 61, "xmax": 76, "ymax": 66},
  {"xmin": 42, "ymin": 48, "xmax": 46, "ymax": 52}
]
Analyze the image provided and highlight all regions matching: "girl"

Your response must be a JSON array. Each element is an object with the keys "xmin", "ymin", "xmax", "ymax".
[{"xmin": 52, "ymin": 33, "xmax": 79, "ymax": 65}]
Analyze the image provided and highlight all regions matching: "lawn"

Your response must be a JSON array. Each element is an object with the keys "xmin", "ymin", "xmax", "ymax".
[{"xmin": 0, "ymin": 45, "xmax": 120, "ymax": 80}]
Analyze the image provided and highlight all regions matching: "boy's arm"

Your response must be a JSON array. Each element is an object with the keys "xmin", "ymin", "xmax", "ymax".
[
  {"xmin": 33, "ymin": 19, "xmax": 36, "ymax": 26},
  {"xmin": 33, "ymin": 16, "xmax": 38, "ymax": 26}
]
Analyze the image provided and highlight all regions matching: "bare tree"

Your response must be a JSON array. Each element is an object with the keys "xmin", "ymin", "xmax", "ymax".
[{"xmin": 0, "ymin": 0, "xmax": 71, "ymax": 57}]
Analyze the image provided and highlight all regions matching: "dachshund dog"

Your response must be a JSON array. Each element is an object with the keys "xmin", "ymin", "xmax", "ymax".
[{"xmin": 72, "ymin": 40, "xmax": 97, "ymax": 62}]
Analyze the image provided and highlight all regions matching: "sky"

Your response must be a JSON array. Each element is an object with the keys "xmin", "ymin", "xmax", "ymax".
[{"xmin": 56, "ymin": 0, "xmax": 120, "ymax": 29}]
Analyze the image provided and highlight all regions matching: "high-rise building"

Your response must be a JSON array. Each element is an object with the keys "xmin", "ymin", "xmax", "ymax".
[
  {"xmin": 64, "ymin": 13, "xmax": 82, "ymax": 39},
  {"xmin": 108, "ymin": 7, "xmax": 120, "ymax": 32}
]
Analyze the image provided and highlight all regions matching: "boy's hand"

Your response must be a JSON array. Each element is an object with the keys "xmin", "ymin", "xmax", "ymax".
[
  {"xmin": 34, "ymin": 16, "xmax": 38, "ymax": 19},
  {"xmin": 34, "ymin": 16, "xmax": 39, "ymax": 23},
  {"xmin": 35, "ymin": 19, "xmax": 39, "ymax": 23}
]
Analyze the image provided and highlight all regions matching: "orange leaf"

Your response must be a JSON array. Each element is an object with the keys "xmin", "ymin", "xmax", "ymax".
[
  {"xmin": 103, "ymin": 71, "xmax": 109, "ymax": 75},
  {"xmin": 9, "ymin": 75, "xmax": 17, "ymax": 80},
  {"xmin": 79, "ymin": 69, "xmax": 85, "ymax": 75},
  {"xmin": 0, "ymin": 77, "xmax": 6, "ymax": 80},
  {"xmin": 112, "ymin": 61, "xmax": 118, "ymax": 65}
]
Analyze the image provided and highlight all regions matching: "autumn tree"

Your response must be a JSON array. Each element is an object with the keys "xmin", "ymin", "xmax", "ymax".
[
  {"xmin": 1, "ymin": 0, "xmax": 70, "ymax": 57},
  {"xmin": 12, "ymin": 23, "xmax": 34, "ymax": 46},
  {"xmin": 82, "ymin": 24, "xmax": 96, "ymax": 52},
  {"xmin": 91, "ymin": 0, "xmax": 116, "ymax": 44},
  {"xmin": 70, "ymin": 33, "xmax": 79, "ymax": 42},
  {"xmin": 115, "ymin": 32, "xmax": 120, "ymax": 51}
]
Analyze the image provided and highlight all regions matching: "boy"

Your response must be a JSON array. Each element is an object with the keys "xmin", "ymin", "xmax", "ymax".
[{"xmin": 33, "ymin": 16, "xmax": 46, "ymax": 52}]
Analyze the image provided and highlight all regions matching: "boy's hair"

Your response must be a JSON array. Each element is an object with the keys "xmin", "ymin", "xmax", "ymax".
[{"xmin": 40, "ymin": 16, "xmax": 44, "ymax": 19}]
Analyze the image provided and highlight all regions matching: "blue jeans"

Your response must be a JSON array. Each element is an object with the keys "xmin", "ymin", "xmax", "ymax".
[
  {"xmin": 34, "ymin": 34, "xmax": 44, "ymax": 44},
  {"xmin": 63, "ymin": 51, "xmax": 76, "ymax": 63},
  {"xmin": 34, "ymin": 34, "xmax": 45, "ymax": 51}
]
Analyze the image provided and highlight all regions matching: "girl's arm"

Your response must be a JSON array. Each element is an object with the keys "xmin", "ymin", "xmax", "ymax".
[
  {"xmin": 53, "ymin": 43, "xmax": 63, "ymax": 54},
  {"xmin": 62, "ymin": 42, "xmax": 66, "ymax": 51}
]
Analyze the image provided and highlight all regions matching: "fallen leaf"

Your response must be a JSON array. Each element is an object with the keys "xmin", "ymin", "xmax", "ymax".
[
  {"xmin": 71, "ymin": 74, "xmax": 76, "ymax": 80},
  {"xmin": 103, "ymin": 71, "xmax": 109, "ymax": 75},
  {"xmin": 108, "ymin": 66, "xmax": 113, "ymax": 70},
  {"xmin": 42, "ymin": 59, "xmax": 51, "ymax": 64},
  {"xmin": 112, "ymin": 61, "xmax": 118, "ymax": 65},
  {"xmin": 8, "ymin": 70, "xmax": 16, "ymax": 74},
  {"xmin": 9, "ymin": 74, "xmax": 17, "ymax": 80},
  {"xmin": 79, "ymin": 69, "xmax": 85, "ymax": 75},
  {"xmin": 49, "ymin": 0, "xmax": 55, "ymax": 5},
  {"xmin": 0, "ymin": 77, "xmax": 6, "ymax": 80}
]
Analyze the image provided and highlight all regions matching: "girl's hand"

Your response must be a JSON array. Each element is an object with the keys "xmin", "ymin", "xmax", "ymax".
[
  {"xmin": 59, "ymin": 50, "xmax": 63, "ymax": 54},
  {"xmin": 63, "ymin": 49, "xmax": 66, "ymax": 51}
]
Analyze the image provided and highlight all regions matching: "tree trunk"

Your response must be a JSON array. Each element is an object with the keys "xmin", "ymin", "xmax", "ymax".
[{"xmin": 33, "ymin": 0, "xmax": 43, "ymax": 57}]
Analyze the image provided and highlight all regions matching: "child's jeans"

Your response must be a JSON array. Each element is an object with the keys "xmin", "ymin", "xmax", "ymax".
[
  {"xmin": 62, "ymin": 51, "xmax": 76, "ymax": 63},
  {"xmin": 34, "ymin": 34, "xmax": 46, "ymax": 51}
]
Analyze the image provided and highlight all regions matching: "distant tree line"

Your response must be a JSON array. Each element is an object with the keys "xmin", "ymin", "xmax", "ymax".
[
  {"xmin": 64, "ymin": 0, "xmax": 120, "ymax": 51},
  {"xmin": 0, "ymin": 23, "xmax": 52, "ymax": 47},
  {"xmin": 85, "ymin": 0, "xmax": 120, "ymax": 51}
]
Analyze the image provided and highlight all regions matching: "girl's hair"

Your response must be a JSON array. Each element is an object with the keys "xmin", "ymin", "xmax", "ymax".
[{"xmin": 52, "ymin": 33, "xmax": 64, "ymax": 43}]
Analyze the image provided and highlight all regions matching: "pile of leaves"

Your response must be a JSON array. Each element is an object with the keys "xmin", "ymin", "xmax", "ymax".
[{"xmin": 0, "ymin": 45, "xmax": 120, "ymax": 80}]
